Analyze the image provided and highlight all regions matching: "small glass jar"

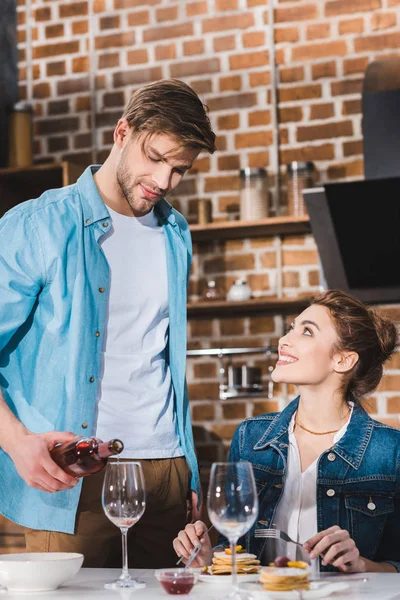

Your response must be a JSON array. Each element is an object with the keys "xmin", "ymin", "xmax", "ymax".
[
  {"xmin": 287, "ymin": 161, "xmax": 316, "ymax": 217},
  {"xmin": 239, "ymin": 168, "xmax": 269, "ymax": 221},
  {"xmin": 203, "ymin": 279, "xmax": 222, "ymax": 301}
]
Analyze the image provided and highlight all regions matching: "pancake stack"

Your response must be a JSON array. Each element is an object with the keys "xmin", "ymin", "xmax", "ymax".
[
  {"xmin": 259, "ymin": 566, "xmax": 310, "ymax": 591},
  {"xmin": 211, "ymin": 550, "xmax": 261, "ymax": 575}
]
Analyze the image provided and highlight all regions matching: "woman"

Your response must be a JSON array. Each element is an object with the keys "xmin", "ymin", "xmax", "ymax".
[{"xmin": 173, "ymin": 290, "xmax": 400, "ymax": 573}]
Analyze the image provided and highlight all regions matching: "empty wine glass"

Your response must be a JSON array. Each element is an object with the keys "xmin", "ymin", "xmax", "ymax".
[
  {"xmin": 102, "ymin": 460, "xmax": 146, "ymax": 589},
  {"xmin": 207, "ymin": 462, "xmax": 258, "ymax": 600}
]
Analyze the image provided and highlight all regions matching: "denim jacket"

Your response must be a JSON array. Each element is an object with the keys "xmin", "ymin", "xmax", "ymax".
[
  {"xmin": 0, "ymin": 166, "xmax": 199, "ymax": 533},
  {"xmin": 228, "ymin": 398, "xmax": 400, "ymax": 572}
]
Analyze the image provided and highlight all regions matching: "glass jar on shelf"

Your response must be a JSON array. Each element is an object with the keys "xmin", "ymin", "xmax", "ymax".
[
  {"xmin": 203, "ymin": 279, "xmax": 223, "ymax": 301},
  {"xmin": 239, "ymin": 168, "xmax": 270, "ymax": 221},
  {"xmin": 287, "ymin": 161, "xmax": 316, "ymax": 217}
]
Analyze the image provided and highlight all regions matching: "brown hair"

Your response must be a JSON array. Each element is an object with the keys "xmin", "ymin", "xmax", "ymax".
[
  {"xmin": 121, "ymin": 79, "xmax": 216, "ymax": 154},
  {"xmin": 312, "ymin": 289, "xmax": 398, "ymax": 400}
]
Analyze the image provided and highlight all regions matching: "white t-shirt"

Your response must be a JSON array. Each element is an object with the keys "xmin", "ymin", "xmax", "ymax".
[
  {"xmin": 265, "ymin": 404, "xmax": 354, "ymax": 563},
  {"xmin": 94, "ymin": 206, "xmax": 183, "ymax": 459}
]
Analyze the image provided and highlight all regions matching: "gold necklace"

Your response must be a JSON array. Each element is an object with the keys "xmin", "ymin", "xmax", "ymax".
[{"xmin": 295, "ymin": 411, "xmax": 350, "ymax": 436}]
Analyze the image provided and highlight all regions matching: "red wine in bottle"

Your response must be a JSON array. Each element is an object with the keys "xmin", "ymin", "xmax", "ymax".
[{"xmin": 50, "ymin": 437, "xmax": 124, "ymax": 477}]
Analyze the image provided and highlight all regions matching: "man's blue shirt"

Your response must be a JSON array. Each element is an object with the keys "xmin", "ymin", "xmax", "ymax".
[{"xmin": 0, "ymin": 166, "xmax": 199, "ymax": 533}]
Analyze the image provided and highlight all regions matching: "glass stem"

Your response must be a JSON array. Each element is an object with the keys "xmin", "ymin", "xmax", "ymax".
[
  {"xmin": 120, "ymin": 528, "xmax": 130, "ymax": 580},
  {"xmin": 230, "ymin": 540, "xmax": 238, "ymax": 590}
]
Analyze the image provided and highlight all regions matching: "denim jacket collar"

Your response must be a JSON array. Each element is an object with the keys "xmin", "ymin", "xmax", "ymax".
[
  {"xmin": 77, "ymin": 165, "xmax": 177, "ymax": 229},
  {"xmin": 253, "ymin": 396, "xmax": 374, "ymax": 470}
]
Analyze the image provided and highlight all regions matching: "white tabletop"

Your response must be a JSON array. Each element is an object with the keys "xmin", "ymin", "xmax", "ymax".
[{"xmin": 1, "ymin": 569, "xmax": 399, "ymax": 599}]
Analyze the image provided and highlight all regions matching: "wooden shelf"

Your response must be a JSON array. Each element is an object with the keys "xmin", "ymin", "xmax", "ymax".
[
  {"xmin": 187, "ymin": 296, "xmax": 313, "ymax": 318},
  {"xmin": 190, "ymin": 216, "xmax": 311, "ymax": 242}
]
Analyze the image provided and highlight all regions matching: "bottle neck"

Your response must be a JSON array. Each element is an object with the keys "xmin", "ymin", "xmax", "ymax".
[{"xmin": 97, "ymin": 439, "xmax": 124, "ymax": 459}]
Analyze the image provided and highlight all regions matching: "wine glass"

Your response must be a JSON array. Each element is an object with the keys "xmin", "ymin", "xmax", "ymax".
[
  {"xmin": 102, "ymin": 460, "xmax": 146, "ymax": 589},
  {"xmin": 207, "ymin": 462, "xmax": 258, "ymax": 600}
]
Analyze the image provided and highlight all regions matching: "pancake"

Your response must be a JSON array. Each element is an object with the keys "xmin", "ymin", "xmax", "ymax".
[
  {"xmin": 210, "ymin": 549, "xmax": 261, "ymax": 575},
  {"xmin": 259, "ymin": 566, "xmax": 310, "ymax": 591}
]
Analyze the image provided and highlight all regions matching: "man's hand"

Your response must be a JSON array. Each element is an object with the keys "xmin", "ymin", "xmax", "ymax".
[
  {"xmin": 173, "ymin": 520, "xmax": 212, "ymax": 568},
  {"xmin": 4, "ymin": 430, "xmax": 80, "ymax": 493},
  {"xmin": 303, "ymin": 525, "xmax": 366, "ymax": 573},
  {"xmin": 186, "ymin": 490, "xmax": 202, "ymax": 523}
]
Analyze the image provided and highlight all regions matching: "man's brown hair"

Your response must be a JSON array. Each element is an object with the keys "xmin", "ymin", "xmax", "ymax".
[{"xmin": 121, "ymin": 79, "xmax": 216, "ymax": 154}]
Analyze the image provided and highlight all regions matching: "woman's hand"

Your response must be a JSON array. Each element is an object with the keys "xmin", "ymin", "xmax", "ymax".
[
  {"xmin": 303, "ymin": 525, "xmax": 366, "ymax": 573},
  {"xmin": 172, "ymin": 520, "xmax": 213, "ymax": 568}
]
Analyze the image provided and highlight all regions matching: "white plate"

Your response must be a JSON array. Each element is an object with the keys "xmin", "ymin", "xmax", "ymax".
[
  {"xmin": 198, "ymin": 572, "xmax": 260, "ymax": 584},
  {"xmin": 238, "ymin": 581, "xmax": 349, "ymax": 599}
]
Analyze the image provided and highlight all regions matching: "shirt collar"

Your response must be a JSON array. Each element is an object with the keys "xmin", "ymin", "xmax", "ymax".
[{"xmin": 76, "ymin": 165, "xmax": 177, "ymax": 228}]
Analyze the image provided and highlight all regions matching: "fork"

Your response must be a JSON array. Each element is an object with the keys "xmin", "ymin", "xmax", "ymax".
[
  {"xmin": 254, "ymin": 528, "xmax": 303, "ymax": 547},
  {"xmin": 176, "ymin": 523, "xmax": 215, "ymax": 567}
]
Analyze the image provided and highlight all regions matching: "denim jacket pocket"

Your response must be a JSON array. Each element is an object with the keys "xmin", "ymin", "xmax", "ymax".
[{"xmin": 345, "ymin": 494, "xmax": 394, "ymax": 559}]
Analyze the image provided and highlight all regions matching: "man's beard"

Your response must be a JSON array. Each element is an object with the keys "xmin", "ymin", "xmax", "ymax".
[{"xmin": 116, "ymin": 155, "xmax": 136, "ymax": 212}]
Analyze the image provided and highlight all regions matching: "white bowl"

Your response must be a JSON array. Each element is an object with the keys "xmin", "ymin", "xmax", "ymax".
[{"xmin": 0, "ymin": 552, "xmax": 84, "ymax": 592}]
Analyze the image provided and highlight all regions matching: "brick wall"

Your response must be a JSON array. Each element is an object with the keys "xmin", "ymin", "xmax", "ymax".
[{"xmin": 16, "ymin": 0, "xmax": 400, "ymax": 466}]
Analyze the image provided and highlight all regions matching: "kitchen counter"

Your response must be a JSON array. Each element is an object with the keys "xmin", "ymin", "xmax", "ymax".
[{"xmin": 0, "ymin": 569, "xmax": 399, "ymax": 599}]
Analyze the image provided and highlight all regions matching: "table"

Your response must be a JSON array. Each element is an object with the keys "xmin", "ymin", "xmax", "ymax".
[{"xmin": 1, "ymin": 569, "xmax": 399, "ymax": 599}]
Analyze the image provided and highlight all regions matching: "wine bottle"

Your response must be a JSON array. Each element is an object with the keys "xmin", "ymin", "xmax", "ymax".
[{"xmin": 50, "ymin": 437, "xmax": 124, "ymax": 477}]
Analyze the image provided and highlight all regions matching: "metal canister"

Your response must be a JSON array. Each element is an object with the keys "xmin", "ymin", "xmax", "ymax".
[
  {"xmin": 287, "ymin": 161, "xmax": 316, "ymax": 217},
  {"xmin": 239, "ymin": 168, "xmax": 270, "ymax": 221},
  {"xmin": 8, "ymin": 101, "xmax": 33, "ymax": 168}
]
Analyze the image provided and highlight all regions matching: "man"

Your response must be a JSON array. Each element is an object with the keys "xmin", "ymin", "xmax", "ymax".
[{"xmin": 0, "ymin": 79, "xmax": 216, "ymax": 568}]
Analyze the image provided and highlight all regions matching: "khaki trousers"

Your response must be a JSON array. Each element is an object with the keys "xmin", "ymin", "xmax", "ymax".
[{"xmin": 24, "ymin": 457, "xmax": 190, "ymax": 568}]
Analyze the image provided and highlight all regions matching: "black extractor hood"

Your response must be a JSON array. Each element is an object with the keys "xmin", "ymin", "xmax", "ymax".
[{"xmin": 303, "ymin": 57, "xmax": 400, "ymax": 305}]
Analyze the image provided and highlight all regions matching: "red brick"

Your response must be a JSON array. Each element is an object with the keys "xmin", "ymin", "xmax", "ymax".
[
  {"xmin": 127, "ymin": 10, "xmax": 150, "ymax": 26},
  {"xmin": 192, "ymin": 403, "xmax": 215, "ymax": 421},
  {"xmin": 327, "ymin": 159, "xmax": 364, "ymax": 180},
  {"xmin": 355, "ymin": 32, "xmax": 400, "ymax": 52},
  {"xmin": 308, "ymin": 271, "xmax": 320, "ymax": 286},
  {"xmin": 280, "ymin": 66, "xmax": 304, "ymax": 83},
  {"xmin": 211, "ymin": 423, "xmax": 241, "ymax": 440},
  {"xmin": 249, "ymin": 110, "xmax": 271, "ymax": 127},
  {"xmin": 280, "ymin": 144, "xmax": 335, "ymax": 164},
  {"xmin": 331, "ymin": 78, "xmax": 363, "ymax": 96},
  {"xmin": 170, "ymin": 58, "xmax": 220, "ymax": 78},
  {"xmin": 292, "ymin": 40, "xmax": 347, "ymax": 62},
  {"xmin": 95, "ymin": 31, "xmax": 135, "ymax": 50},
  {"xmin": 207, "ymin": 93, "xmax": 257, "ymax": 112},
  {"xmin": 342, "ymin": 99, "xmax": 362, "ymax": 115},
  {"xmin": 98, "ymin": 53, "xmax": 119, "ymax": 69},
  {"xmin": 156, "ymin": 6, "xmax": 178, "ymax": 21},
  {"xmin": 243, "ymin": 31, "xmax": 265, "ymax": 48},
  {"xmin": 57, "ymin": 76, "xmax": 89, "ymax": 96},
  {"xmin": 222, "ymin": 403, "xmax": 247, "ymax": 420},
  {"xmin": 279, "ymin": 84, "xmax": 322, "ymax": 103},
  {"xmin": 46, "ymin": 61, "xmax": 66, "ymax": 77},
  {"xmin": 283, "ymin": 249, "xmax": 318, "ymax": 267},
  {"xmin": 204, "ymin": 176, "xmax": 240, "ymax": 193},
  {"xmin": 217, "ymin": 114, "xmax": 240, "ymax": 130},
  {"xmin": 203, "ymin": 13, "xmax": 254, "ymax": 34},
  {"xmin": 275, "ymin": 27, "xmax": 299, "ymax": 43},
  {"xmin": 59, "ymin": 1, "xmax": 88, "ymax": 18},
  {"xmin": 378, "ymin": 375, "xmax": 400, "ymax": 392},
  {"xmin": 100, "ymin": 15, "xmax": 120, "ymax": 29},
  {"xmin": 74, "ymin": 133, "xmax": 91, "ymax": 149},
  {"xmin": 276, "ymin": 4, "xmax": 318, "ymax": 22},
  {"xmin": 307, "ymin": 23, "xmax": 331, "ymax": 40},
  {"xmin": 72, "ymin": 56, "xmax": 89, "ymax": 73},
  {"xmin": 325, "ymin": 0, "xmax": 381, "ymax": 17},
  {"xmin": 343, "ymin": 57, "xmax": 369, "ymax": 75},
  {"xmin": 338, "ymin": 18, "xmax": 365, "ymax": 34},
  {"xmin": 371, "ymin": 12, "xmax": 397, "ymax": 30},
  {"xmin": 33, "ymin": 41, "xmax": 79, "ymax": 59},
  {"xmin": 187, "ymin": 382, "xmax": 219, "ymax": 401},
  {"xmin": 190, "ymin": 79, "xmax": 212, "ymax": 94},
  {"xmin": 219, "ymin": 319, "xmax": 245, "ymax": 336},
  {"xmin": 213, "ymin": 35, "xmax": 236, "ymax": 52},
  {"xmin": 114, "ymin": 0, "xmax": 160, "ymax": 7},
  {"xmin": 249, "ymin": 71, "xmax": 271, "ymax": 87},
  {"xmin": 249, "ymin": 152, "xmax": 270, "ymax": 168},
  {"xmin": 183, "ymin": 40, "xmax": 205, "ymax": 56},
  {"xmin": 48, "ymin": 99, "xmax": 69, "ymax": 116},
  {"xmin": 260, "ymin": 252, "xmax": 277, "ymax": 268},
  {"xmin": 32, "ymin": 83, "xmax": 50, "ymax": 99},
  {"xmin": 235, "ymin": 130, "xmax": 272, "ymax": 149},
  {"xmin": 34, "ymin": 6, "xmax": 51, "ymax": 20},
  {"xmin": 36, "ymin": 117, "xmax": 80, "ymax": 135},
  {"xmin": 45, "ymin": 24, "xmax": 64, "ymax": 38},
  {"xmin": 217, "ymin": 0, "xmax": 238, "ymax": 8},
  {"xmin": 102, "ymin": 91, "xmax": 124, "ymax": 108},
  {"xmin": 127, "ymin": 49, "xmax": 148, "ymax": 65},
  {"xmin": 283, "ymin": 271, "xmax": 300, "ymax": 287},
  {"xmin": 343, "ymin": 140, "xmax": 363, "ymax": 157},
  {"xmin": 217, "ymin": 195, "xmax": 240, "ymax": 213},
  {"xmin": 279, "ymin": 106, "xmax": 303, "ymax": 123},
  {"xmin": 387, "ymin": 397, "xmax": 400, "ymax": 414},
  {"xmin": 297, "ymin": 120, "xmax": 353, "ymax": 142},
  {"xmin": 155, "ymin": 43, "xmax": 176, "ymax": 61},
  {"xmin": 252, "ymin": 401, "xmax": 279, "ymax": 417},
  {"xmin": 144, "ymin": 23, "xmax": 193, "ymax": 43},
  {"xmin": 72, "ymin": 20, "xmax": 89, "ymax": 35},
  {"xmin": 219, "ymin": 75, "xmax": 242, "ymax": 92},
  {"xmin": 76, "ymin": 96, "xmax": 91, "ymax": 112},
  {"xmin": 230, "ymin": 50, "xmax": 268, "ymax": 70},
  {"xmin": 310, "ymin": 103, "xmax": 335, "ymax": 120},
  {"xmin": 186, "ymin": 1, "xmax": 208, "ymax": 17},
  {"xmin": 218, "ymin": 155, "xmax": 241, "ymax": 171},
  {"xmin": 113, "ymin": 67, "xmax": 162, "ymax": 87},
  {"xmin": 94, "ymin": 0, "xmax": 106, "ymax": 11},
  {"xmin": 193, "ymin": 362, "xmax": 217, "ymax": 379}
]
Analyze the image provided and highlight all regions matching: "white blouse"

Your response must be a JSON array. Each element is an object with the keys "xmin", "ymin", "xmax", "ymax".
[{"xmin": 264, "ymin": 404, "xmax": 353, "ymax": 563}]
